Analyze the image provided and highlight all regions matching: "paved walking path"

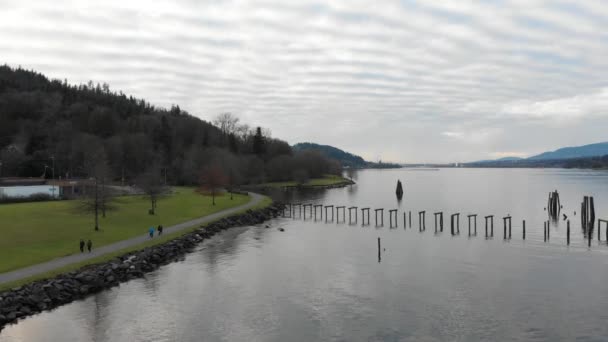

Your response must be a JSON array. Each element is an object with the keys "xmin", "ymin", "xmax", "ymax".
[{"xmin": 0, "ymin": 192, "xmax": 265, "ymax": 285}]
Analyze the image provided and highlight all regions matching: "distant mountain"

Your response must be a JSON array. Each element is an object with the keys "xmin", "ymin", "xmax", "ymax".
[
  {"xmin": 496, "ymin": 156, "xmax": 524, "ymax": 161},
  {"xmin": 292, "ymin": 143, "xmax": 367, "ymax": 168},
  {"xmin": 464, "ymin": 141, "xmax": 608, "ymax": 169},
  {"xmin": 528, "ymin": 142, "xmax": 608, "ymax": 160}
]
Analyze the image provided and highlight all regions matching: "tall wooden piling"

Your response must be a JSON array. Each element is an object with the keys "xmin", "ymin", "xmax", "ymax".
[
  {"xmin": 324, "ymin": 205, "xmax": 334, "ymax": 222},
  {"xmin": 450, "ymin": 213, "xmax": 460, "ymax": 235},
  {"xmin": 408, "ymin": 211, "xmax": 412, "ymax": 228},
  {"xmin": 375, "ymin": 208, "xmax": 384, "ymax": 227},
  {"xmin": 544, "ymin": 222, "xmax": 547, "ymax": 242},
  {"xmin": 377, "ymin": 237, "xmax": 381, "ymax": 263},
  {"xmin": 348, "ymin": 206, "xmax": 358, "ymax": 224},
  {"xmin": 523, "ymin": 220, "xmax": 526, "ymax": 240},
  {"xmin": 567, "ymin": 220, "xmax": 570, "ymax": 245},
  {"xmin": 389, "ymin": 209, "xmax": 398, "ymax": 228},
  {"xmin": 484, "ymin": 215, "xmax": 494, "ymax": 238},
  {"xmin": 418, "ymin": 211, "xmax": 426, "ymax": 231},
  {"xmin": 336, "ymin": 206, "xmax": 346, "ymax": 223},
  {"xmin": 547, "ymin": 220, "xmax": 550, "ymax": 240},
  {"xmin": 314, "ymin": 204, "xmax": 323, "ymax": 220},
  {"xmin": 434, "ymin": 212, "xmax": 443, "ymax": 233},
  {"xmin": 361, "ymin": 208, "xmax": 370, "ymax": 226},
  {"xmin": 467, "ymin": 214, "xmax": 477, "ymax": 236}
]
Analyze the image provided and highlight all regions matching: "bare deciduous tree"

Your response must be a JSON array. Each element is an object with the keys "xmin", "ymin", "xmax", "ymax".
[
  {"xmin": 136, "ymin": 165, "xmax": 170, "ymax": 215},
  {"xmin": 79, "ymin": 145, "xmax": 116, "ymax": 230},
  {"xmin": 198, "ymin": 163, "xmax": 228, "ymax": 205}
]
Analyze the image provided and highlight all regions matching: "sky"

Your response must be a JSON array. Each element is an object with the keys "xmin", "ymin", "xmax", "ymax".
[{"xmin": 1, "ymin": 0, "xmax": 608, "ymax": 163}]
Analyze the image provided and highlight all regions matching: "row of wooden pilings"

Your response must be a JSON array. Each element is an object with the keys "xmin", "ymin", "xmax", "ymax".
[{"xmin": 282, "ymin": 203, "xmax": 608, "ymax": 245}]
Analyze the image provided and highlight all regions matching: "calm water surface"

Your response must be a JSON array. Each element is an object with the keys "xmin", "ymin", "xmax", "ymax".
[{"xmin": 2, "ymin": 168, "xmax": 608, "ymax": 342}]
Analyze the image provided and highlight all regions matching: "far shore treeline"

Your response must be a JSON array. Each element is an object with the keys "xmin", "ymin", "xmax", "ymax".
[{"xmin": 0, "ymin": 65, "xmax": 343, "ymax": 186}]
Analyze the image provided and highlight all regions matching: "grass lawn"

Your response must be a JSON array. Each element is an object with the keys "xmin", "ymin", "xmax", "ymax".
[
  {"xmin": 260, "ymin": 174, "xmax": 352, "ymax": 188},
  {"xmin": 0, "ymin": 187, "xmax": 250, "ymax": 274}
]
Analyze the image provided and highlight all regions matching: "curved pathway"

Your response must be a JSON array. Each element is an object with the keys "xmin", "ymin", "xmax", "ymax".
[{"xmin": 0, "ymin": 192, "xmax": 265, "ymax": 285}]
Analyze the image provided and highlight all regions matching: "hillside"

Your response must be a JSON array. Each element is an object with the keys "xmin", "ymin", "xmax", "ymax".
[
  {"xmin": 528, "ymin": 142, "xmax": 608, "ymax": 160},
  {"xmin": 293, "ymin": 142, "xmax": 401, "ymax": 169},
  {"xmin": 0, "ymin": 65, "xmax": 341, "ymax": 184},
  {"xmin": 293, "ymin": 143, "xmax": 367, "ymax": 168}
]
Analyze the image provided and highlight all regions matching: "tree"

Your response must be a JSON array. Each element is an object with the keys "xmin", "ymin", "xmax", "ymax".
[
  {"xmin": 78, "ymin": 146, "xmax": 116, "ymax": 230},
  {"xmin": 198, "ymin": 163, "xmax": 228, "ymax": 205},
  {"xmin": 253, "ymin": 127, "xmax": 265, "ymax": 156},
  {"xmin": 213, "ymin": 112, "xmax": 240, "ymax": 136},
  {"xmin": 136, "ymin": 165, "xmax": 170, "ymax": 215}
]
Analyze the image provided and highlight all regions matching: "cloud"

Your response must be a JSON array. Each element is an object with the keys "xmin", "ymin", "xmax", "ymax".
[{"xmin": 1, "ymin": 0, "xmax": 607, "ymax": 162}]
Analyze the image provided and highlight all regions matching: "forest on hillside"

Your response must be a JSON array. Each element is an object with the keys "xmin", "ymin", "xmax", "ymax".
[{"xmin": 0, "ymin": 65, "xmax": 341, "ymax": 186}]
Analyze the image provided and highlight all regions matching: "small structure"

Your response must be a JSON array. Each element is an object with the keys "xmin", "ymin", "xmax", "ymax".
[{"xmin": 395, "ymin": 180, "xmax": 403, "ymax": 200}]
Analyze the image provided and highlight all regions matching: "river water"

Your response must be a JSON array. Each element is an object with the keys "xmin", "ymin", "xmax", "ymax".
[{"xmin": 2, "ymin": 168, "xmax": 608, "ymax": 342}]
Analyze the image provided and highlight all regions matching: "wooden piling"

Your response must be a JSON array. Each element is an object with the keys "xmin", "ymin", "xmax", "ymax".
[
  {"xmin": 348, "ymin": 206, "xmax": 358, "ymax": 224},
  {"xmin": 324, "ymin": 205, "xmax": 334, "ymax": 222},
  {"xmin": 418, "ymin": 211, "xmax": 426, "ymax": 231},
  {"xmin": 408, "ymin": 211, "xmax": 411, "ymax": 228},
  {"xmin": 375, "ymin": 208, "xmax": 384, "ymax": 227},
  {"xmin": 547, "ymin": 220, "xmax": 550, "ymax": 240},
  {"xmin": 314, "ymin": 204, "xmax": 323, "ymax": 220},
  {"xmin": 567, "ymin": 220, "xmax": 570, "ymax": 245},
  {"xmin": 389, "ymin": 209, "xmax": 398, "ymax": 228},
  {"xmin": 378, "ymin": 237, "xmax": 381, "ymax": 263},
  {"xmin": 522, "ymin": 220, "xmax": 526, "ymax": 240},
  {"xmin": 336, "ymin": 206, "xmax": 346, "ymax": 223},
  {"xmin": 544, "ymin": 222, "xmax": 547, "ymax": 242},
  {"xmin": 361, "ymin": 208, "xmax": 370, "ymax": 226}
]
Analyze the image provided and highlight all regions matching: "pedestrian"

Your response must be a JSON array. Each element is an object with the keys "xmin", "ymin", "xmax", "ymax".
[
  {"xmin": 87, "ymin": 239, "xmax": 92, "ymax": 253},
  {"xmin": 79, "ymin": 239, "xmax": 85, "ymax": 253},
  {"xmin": 149, "ymin": 226, "xmax": 154, "ymax": 238},
  {"xmin": 157, "ymin": 225, "xmax": 163, "ymax": 236}
]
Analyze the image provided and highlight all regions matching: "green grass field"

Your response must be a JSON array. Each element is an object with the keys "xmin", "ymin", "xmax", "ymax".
[
  {"xmin": 261, "ymin": 174, "xmax": 352, "ymax": 188},
  {"xmin": 0, "ymin": 187, "xmax": 250, "ymax": 274}
]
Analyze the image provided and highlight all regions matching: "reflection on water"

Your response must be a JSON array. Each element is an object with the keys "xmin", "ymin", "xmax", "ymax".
[{"xmin": 2, "ymin": 168, "xmax": 608, "ymax": 342}]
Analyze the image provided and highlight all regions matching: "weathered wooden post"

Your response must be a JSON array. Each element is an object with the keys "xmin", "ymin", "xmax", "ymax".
[
  {"xmin": 484, "ymin": 215, "xmax": 494, "ymax": 237},
  {"xmin": 304, "ymin": 204, "xmax": 313, "ymax": 219},
  {"xmin": 325, "ymin": 205, "xmax": 334, "ymax": 222},
  {"xmin": 467, "ymin": 214, "xmax": 477, "ymax": 236},
  {"xmin": 434, "ymin": 212, "xmax": 443, "ymax": 233},
  {"xmin": 403, "ymin": 212, "xmax": 407, "ymax": 228},
  {"xmin": 348, "ymin": 206, "xmax": 358, "ymax": 224},
  {"xmin": 450, "ymin": 213, "xmax": 460, "ymax": 235},
  {"xmin": 522, "ymin": 220, "xmax": 526, "ymax": 240},
  {"xmin": 336, "ymin": 206, "xmax": 345, "ymax": 223},
  {"xmin": 418, "ymin": 211, "xmax": 426, "ymax": 231},
  {"xmin": 375, "ymin": 208, "xmax": 384, "ymax": 227},
  {"xmin": 378, "ymin": 237, "xmax": 381, "ymax": 263},
  {"xmin": 567, "ymin": 220, "xmax": 570, "ymax": 245},
  {"xmin": 502, "ymin": 216, "xmax": 512, "ymax": 240},
  {"xmin": 409, "ymin": 211, "xmax": 412, "ymax": 228},
  {"xmin": 600, "ymin": 219, "xmax": 608, "ymax": 243},
  {"xmin": 547, "ymin": 220, "xmax": 550, "ymax": 240},
  {"xmin": 361, "ymin": 207, "xmax": 370, "ymax": 226},
  {"xmin": 314, "ymin": 204, "xmax": 323, "ymax": 220},
  {"xmin": 544, "ymin": 221, "xmax": 547, "ymax": 242},
  {"xmin": 389, "ymin": 209, "xmax": 397, "ymax": 228},
  {"xmin": 396, "ymin": 180, "xmax": 403, "ymax": 200}
]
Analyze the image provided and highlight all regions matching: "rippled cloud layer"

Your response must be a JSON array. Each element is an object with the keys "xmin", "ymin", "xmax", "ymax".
[{"xmin": 1, "ymin": 0, "xmax": 607, "ymax": 162}]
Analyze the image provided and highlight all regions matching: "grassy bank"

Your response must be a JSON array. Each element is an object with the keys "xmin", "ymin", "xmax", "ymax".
[
  {"xmin": 259, "ymin": 174, "xmax": 353, "ymax": 188},
  {"xmin": 0, "ymin": 194, "xmax": 274, "ymax": 292},
  {"xmin": 0, "ymin": 187, "xmax": 251, "ymax": 274}
]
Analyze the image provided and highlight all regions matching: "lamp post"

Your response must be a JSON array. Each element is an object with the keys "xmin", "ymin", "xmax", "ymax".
[{"xmin": 50, "ymin": 156, "xmax": 55, "ymax": 180}]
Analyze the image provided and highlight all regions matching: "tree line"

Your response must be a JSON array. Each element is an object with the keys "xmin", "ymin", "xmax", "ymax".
[{"xmin": 0, "ymin": 65, "xmax": 342, "ymax": 188}]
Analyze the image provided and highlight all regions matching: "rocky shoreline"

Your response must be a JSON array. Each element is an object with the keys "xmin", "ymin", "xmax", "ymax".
[{"xmin": 0, "ymin": 203, "xmax": 284, "ymax": 330}]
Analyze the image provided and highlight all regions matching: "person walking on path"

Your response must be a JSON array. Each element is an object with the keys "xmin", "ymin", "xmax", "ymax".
[
  {"xmin": 86, "ymin": 239, "xmax": 92, "ymax": 253},
  {"xmin": 157, "ymin": 225, "xmax": 163, "ymax": 236},
  {"xmin": 148, "ymin": 227, "xmax": 155, "ymax": 238},
  {"xmin": 79, "ymin": 239, "xmax": 85, "ymax": 253}
]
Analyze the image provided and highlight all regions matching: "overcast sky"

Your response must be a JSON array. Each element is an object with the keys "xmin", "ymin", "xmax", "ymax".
[{"xmin": 1, "ymin": 0, "xmax": 608, "ymax": 163}]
